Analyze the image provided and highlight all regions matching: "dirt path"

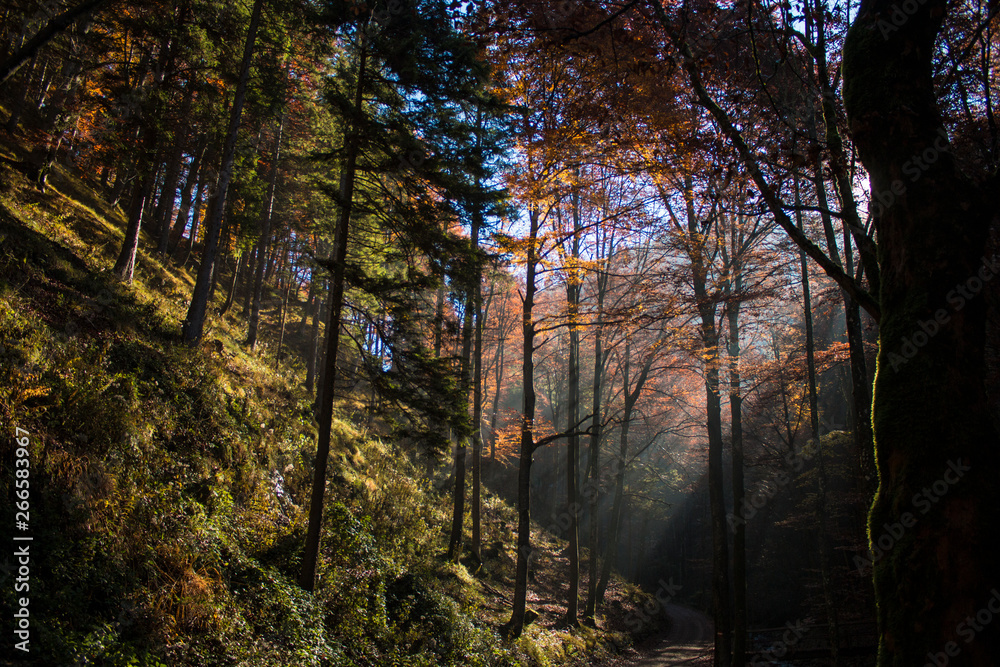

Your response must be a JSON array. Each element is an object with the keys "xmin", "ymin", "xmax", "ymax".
[{"xmin": 629, "ymin": 604, "xmax": 714, "ymax": 666}]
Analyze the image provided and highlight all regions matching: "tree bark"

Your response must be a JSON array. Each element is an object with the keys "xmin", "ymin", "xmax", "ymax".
[
  {"xmin": 471, "ymin": 195, "xmax": 485, "ymax": 563},
  {"xmin": 679, "ymin": 175, "xmax": 732, "ymax": 667},
  {"xmin": 112, "ymin": 128, "xmax": 157, "ymax": 283},
  {"xmin": 795, "ymin": 174, "xmax": 839, "ymax": 663},
  {"xmin": 596, "ymin": 335, "xmax": 655, "ymax": 603},
  {"xmin": 182, "ymin": 0, "xmax": 264, "ymax": 344},
  {"xmin": 563, "ymin": 189, "xmax": 582, "ymax": 626},
  {"xmin": 275, "ymin": 247, "xmax": 291, "ymax": 368},
  {"xmin": 583, "ymin": 233, "xmax": 608, "ymax": 621},
  {"xmin": 219, "ymin": 250, "xmax": 245, "ymax": 316},
  {"xmin": 154, "ymin": 93, "xmax": 192, "ymax": 255},
  {"xmin": 809, "ymin": 141, "xmax": 876, "ymax": 492},
  {"xmin": 4, "ymin": 51, "xmax": 36, "ymax": 134},
  {"xmin": 506, "ymin": 207, "xmax": 540, "ymax": 638},
  {"xmin": 843, "ymin": 5, "xmax": 1000, "ymax": 662},
  {"xmin": 169, "ymin": 135, "xmax": 208, "ymax": 254},
  {"xmin": 728, "ymin": 271, "xmax": 746, "ymax": 666},
  {"xmin": 306, "ymin": 279, "xmax": 326, "ymax": 396},
  {"xmin": 489, "ymin": 323, "xmax": 505, "ymax": 461},
  {"xmin": 447, "ymin": 226, "xmax": 477, "ymax": 561},
  {"xmin": 182, "ymin": 176, "xmax": 210, "ymax": 267},
  {"xmin": 0, "ymin": 0, "xmax": 109, "ymax": 86},
  {"xmin": 299, "ymin": 32, "xmax": 368, "ymax": 591},
  {"xmin": 247, "ymin": 112, "xmax": 285, "ymax": 348}
]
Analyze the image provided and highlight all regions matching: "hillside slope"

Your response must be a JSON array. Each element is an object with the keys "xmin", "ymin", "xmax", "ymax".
[{"xmin": 0, "ymin": 128, "xmax": 666, "ymax": 665}]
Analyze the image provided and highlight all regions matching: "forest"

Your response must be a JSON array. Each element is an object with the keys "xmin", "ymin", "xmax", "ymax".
[{"xmin": 1, "ymin": 0, "xmax": 999, "ymax": 665}]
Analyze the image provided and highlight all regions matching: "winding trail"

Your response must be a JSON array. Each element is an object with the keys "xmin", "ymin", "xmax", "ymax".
[{"xmin": 630, "ymin": 603, "xmax": 714, "ymax": 666}]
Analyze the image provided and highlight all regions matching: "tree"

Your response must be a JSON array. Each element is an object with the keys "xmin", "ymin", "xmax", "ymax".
[
  {"xmin": 0, "ymin": 0, "xmax": 109, "ymax": 86},
  {"xmin": 842, "ymin": 1, "xmax": 1000, "ymax": 662},
  {"xmin": 298, "ymin": 0, "xmax": 504, "ymax": 590},
  {"xmin": 182, "ymin": 0, "xmax": 265, "ymax": 343},
  {"xmin": 505, "ymin": 205, "xmax": 541, "ymax": 638},
  {"xmin": 298, "ymin": 20, "xmax": 368, "ymax": 591},
  {"xmin": 246, "ymin": 111, "xmax": 286, "ymax": 349}
]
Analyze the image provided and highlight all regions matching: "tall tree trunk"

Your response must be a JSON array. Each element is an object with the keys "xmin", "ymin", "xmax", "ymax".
[
  {"xmin": 505, "ymin": 207, "xmax": 540, "ymax": 639},
  {"xmin": 488, "ymin": 300, "xmax": 511, "ymax": 461},
  {"xmin": 808, "ymin": 106, "xmax": 876, "ymax": 494},
  {"xmin": 182, "ymin": 177, "xmax": 210, "ymax": 267},
  {"xmin": 433, "ymin": 283, "xmax": 446, "ymax": 357},
  {"xmin": 702, "ymin": 310, "xmax": 730, "ymax": 667},
  {"xmin": 298, "ymin": 32, "xmax": 367, "ymax": 591},
  {"xmin": 681, "ymin": 175, "xmax": 731, "ymax": 667},
  {"xmin": 182, "ymin": 0, "xmax": 263, "ymax": 344},
  {"xmin": 153, "ymin": 89, "xmax": 192, "ymax": 254},
  {"xmin": 210, "ymin": 215, "xmax": 232, "ymax": 304},
  {"xmin": 109, "ymin": 155, "xmax": 134, "ymax": 209},
  {"xmin": 728, "ymin": 275, "xmax": 746, "ymax": 666},
  {"xmin": 219, "ymin": 250, "xmax": 245, "ymax": 316},
  {"xmin": 448, "ymin": 201, "xmax": 481, "ymax": 562},
  {"xmin": 297, "ymin": 274, "xmax": 315, "ymax": 337},
  {"xmin": 247, "ymin": 112, "xmax": 285, "ymax": 348},
  {"xmin": 112, "ymin": 128, "xmax": 157, "ymax": 283},
  {"xmin": 471, "ymin": 203, "xmax": 485, "ymax": 563},
  {"xmin": 169, "ymin": 135, "xmax": 208, "ymax": 254},
  {"xmin": 583, "ymin": 240, "xmax": 608, "ymax": 621},
  {"xmin": 4, "ymin": 50, "xmax": 35, "ymax": 134},
  {"xmin": 844, "ymin": 5, "xmax": 1000, "ymax": 663},
  {"xmin": 796, "ymin": 175, "xmax": 839, "ymax": 663},
  {"xmin": 563, "ymin": 189, "xmax": 582, "ymax": 626},
  {"xmin": 596, "ymin": 336, "xmax": 655, "ymax": 603},
  {"xmin": 34, "ymin": 56, "xmax": 53, "ymax": 110},
  {"xmin": 596, "ymin": 339, "xmax": 631, "ymax": 606},
  {"xmin": 306, "ymin": 279, "xmax": 325, "ymax": 396},
  {"xmin": 35, "ymin": 38, "xmax": 86, "ymax": 192},
  {"xmin": 275, "ymin": 250, "xmax": 291, "ymax": 369}
]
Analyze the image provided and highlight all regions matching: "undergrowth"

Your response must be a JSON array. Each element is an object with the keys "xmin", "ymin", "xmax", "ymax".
[{"xmin": 0, "ymin": 144, "xmax": 651, "ymax": 665}]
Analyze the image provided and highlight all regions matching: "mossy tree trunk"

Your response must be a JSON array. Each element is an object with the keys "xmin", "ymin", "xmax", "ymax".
[{"xmin": 843, "ymin": 2, "xmax": 1000, "ymax": 663}]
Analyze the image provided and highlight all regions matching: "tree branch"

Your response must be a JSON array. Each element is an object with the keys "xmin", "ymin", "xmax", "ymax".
[{"xmin": 0, "ymin": 0, "xmax": 111, "ymax": 87}]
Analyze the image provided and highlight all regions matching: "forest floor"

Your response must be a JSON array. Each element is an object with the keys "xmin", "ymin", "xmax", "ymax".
[{"xmin": 628, "ymin": 604, "xmax": 713, "ymax": 666}]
